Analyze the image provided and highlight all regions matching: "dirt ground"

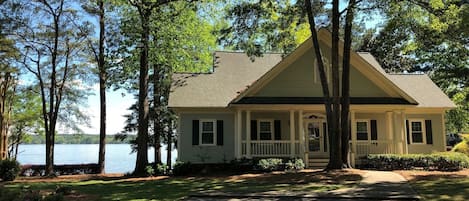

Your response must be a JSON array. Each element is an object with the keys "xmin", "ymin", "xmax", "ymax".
[
  {"xmin": 11, "ymin": 168, "xmax": 365, "ymax": 184},
  {"xmin": 396, "ymin": 169, "xmax": 469, "ymax": 181}
]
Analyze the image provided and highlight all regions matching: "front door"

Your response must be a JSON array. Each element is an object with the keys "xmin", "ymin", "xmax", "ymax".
[{"xmin": 304, "ymin": 120, "xmax": 328, "ymax": 155}]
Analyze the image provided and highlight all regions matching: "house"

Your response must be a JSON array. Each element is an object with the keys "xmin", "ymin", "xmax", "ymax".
[{"xmin": 168, "ymin": 29, "xmax": 455, "ymax": 167}]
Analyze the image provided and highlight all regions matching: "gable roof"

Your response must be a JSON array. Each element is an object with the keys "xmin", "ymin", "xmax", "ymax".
[
  {"xmin": 169, "ymin": 51, "xmax": 282, "ymax": 107},
  {"xmin": 358, "ymin": 52, "xmax": 455, "ymax": 108},
  {"xmin": 169, "ymin": 31, "xmax": 455, "ymax": 109}
]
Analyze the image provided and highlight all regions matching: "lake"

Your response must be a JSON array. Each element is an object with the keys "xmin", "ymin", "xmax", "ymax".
[{"xmin": 16, "ymin": 144, "xmax": 178, "ymax": 173}]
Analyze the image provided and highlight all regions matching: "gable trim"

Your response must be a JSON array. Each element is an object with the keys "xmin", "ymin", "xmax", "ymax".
[{"xmin": 233, "ymin": 97, "xmax": 415, "ymax": 105}]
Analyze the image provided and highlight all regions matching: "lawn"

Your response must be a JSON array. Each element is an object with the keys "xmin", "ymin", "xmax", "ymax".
[
  {"xmin": 398, "ymin": 170, "xmax": 469, "ymax": 201},
  {"xmin": 1, "ymin": 169, "xmax": 363, "ymax": 201}
]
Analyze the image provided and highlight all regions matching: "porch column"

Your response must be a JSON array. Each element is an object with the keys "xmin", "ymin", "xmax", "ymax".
[
  {"xmin": 290, "ymin": 110, "xmax": 295, "ymax": 157},
  {"xmin": 392, "ymin": 111, "xmax": 402, "ymax": 154},
  {"xmin": 441, "ymin": 113, "xmax": 447, "ymax": 151},
  {"xmin": 385, "ymin": 111, "xmax": 394, "ymax": 153},
  {"xmin": 246, "ymin": 110, "xmax": 251, "ymax": 158},
  {"xmin": 401, "ymin": 110, "xmax": 408, "ymax": 154},
  {"xmin": 350, "ymin": 110, "xmax": 357, "ymax": 167},
  {"xmin": 235, "ymin": 110, "xmax": 242, "ymax": 158},
  {"xmin": 298, "ymin": 110, "xmax": 304, "ymax": 160}
]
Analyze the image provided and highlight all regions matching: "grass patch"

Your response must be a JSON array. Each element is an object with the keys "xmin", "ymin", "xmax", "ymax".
[
  {"xmin": 398, "ymin": 170, "xmax": 469, "ymax": 201},
  {"xmin": 1, "ymin": 170, "xmax": 362, "ymax": 201}
]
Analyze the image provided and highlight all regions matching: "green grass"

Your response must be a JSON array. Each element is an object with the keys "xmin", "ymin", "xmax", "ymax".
[
  {"xmin": 1, "ymin": 173, "xmax": 356, "ymax": 201},
  {"xmin": 409, "ymin": 177, "xmax": 469, "ymax": 201}
]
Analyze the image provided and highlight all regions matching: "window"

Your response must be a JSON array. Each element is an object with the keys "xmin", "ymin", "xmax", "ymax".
[
  {"xmin": 200, "ymin": 120, "xmax": 216, "ymax": 145},
  {"xmin": 356, "ymin": 120, "xmax": 369, "ymax": 141},
  {"xmin": 258, "ymin": 120, "xmax": 273, "ymax": 140},
  {"xmin": 409, "ymin": 120, "xmax": 425, "ymax": 144}
]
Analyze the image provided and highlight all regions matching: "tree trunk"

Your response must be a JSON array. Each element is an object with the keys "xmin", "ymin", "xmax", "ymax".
[
  {"xmin": 327, "ymin": 0, "xmax": 343, "ymax": 170},
  {"xmin": 134, "ymin": 8, "xmax": 150, "ymax": 176},
  {"xmin": 303, "ymin": 0, "xmax": 336, "ymax": 169},
  {"xmin": 97, "ymin": 0, "xmax": 107, "ymax": 174},
  {"xmin": 154, "ymin": 66, "xmax": 162, "ymax": 165},
  {"xmin": 340, "ymin": 0, "xmax": 356, "ymax": 168},
  {"xmin": 166, "ymin": 123, "xmax": 172, "ymax": 169}
]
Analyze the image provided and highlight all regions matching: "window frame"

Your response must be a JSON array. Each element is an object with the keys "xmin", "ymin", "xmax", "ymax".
[
  {"xmin": 408, "ymin": 119, "xmax": 426, "ymax": 144},
  {"xmin": 356, "ymin": 119, "xmax": 370, "ymax": 141},
  {"xmin": 199, "ymin": 119, "xmax": 217, "ymax": 146},
  {"xmin": 257, "ymin": 119, "xmax": 274, "ymax": 141}
]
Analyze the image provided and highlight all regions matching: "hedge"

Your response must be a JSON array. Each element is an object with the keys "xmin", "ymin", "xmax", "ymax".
[{"xmin": 361, "ymin": 152, "xmax": 469, "ymax": 171}]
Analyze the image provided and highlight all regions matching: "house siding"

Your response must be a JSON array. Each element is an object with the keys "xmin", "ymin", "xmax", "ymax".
[
  {"xmin": 254, "ymin": 47, "xmax": 390, "ymax": 98},
  {"xmin": 178, "ymin": 112, "xmax": 235, "ymax": 163},
  {"xmin": 354, "ymin": 113, "xmax": 387, "ymax": 140},
  {"xmin": 406, "ymin": 113, "xmax": 445, "ymax": 154},
  {"xmin": 241, "ymin": 112, "xmax": 297, "ymax": 141}
]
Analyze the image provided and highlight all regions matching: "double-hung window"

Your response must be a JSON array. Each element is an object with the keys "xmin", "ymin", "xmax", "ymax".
[
  {"xmin": 356, "ymin": 120, "xmax": 369, "ymax": 141},
  {"xmin": 409, "ymin": 120, "xmax": 425, "ymax": 144},
  {"xmin": 258, "ymin": 120, "xmax": 273, "ymax": 140},
  {"xmin": 200, "ymin": 120, "xmax": 216, "ymax": 145}
]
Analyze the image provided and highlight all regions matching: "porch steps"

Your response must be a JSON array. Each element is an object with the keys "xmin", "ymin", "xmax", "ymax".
[{"xmin": 308, "ymin": 158, "xmax": 329, "ymax": 169}]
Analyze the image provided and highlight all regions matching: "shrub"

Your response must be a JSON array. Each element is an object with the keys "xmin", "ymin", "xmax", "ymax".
[
  {"xmin": 155, "ymin": 163, "xmax": 168, "ymax": 175},
  {"xmin": 230, "ymin": 158, "xmax": 255, "ymax": 173},
  {"xmin": 285, "ymin": 158, "xmax": 305, "ymax": 171},
  {"xmin": 453, "ymin": 135, "xmax": 469, "ymax": 156},
  {"xmin": 172, "ymin": 161, "xmax": 193, "ymax": 176},
  {"xmin": 145, "ymin": 165, "xmax": 155, "ymax": 176},
  {"xmin": 363, "ymin": 152, "xmax": 469, "ymax": 171},
  {"xmin": 0, "ymin": 159, "xmax": 21, "ymax": 181},
  {"xmin": 257, "ymin": 158, "xmax": 283, "ymax": 172}
]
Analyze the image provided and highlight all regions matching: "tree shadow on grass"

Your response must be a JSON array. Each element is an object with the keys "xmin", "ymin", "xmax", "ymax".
[{"xmin": 406, "ymin": 174, "xmax": 469, "ymax": 201}]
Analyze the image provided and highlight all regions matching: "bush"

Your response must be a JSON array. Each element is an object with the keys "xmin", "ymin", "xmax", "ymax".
[
  {"xmin": 155, "ymin": 163, "xmax": 168, "ymax": 175},
  {"xmin": 285, "ymin": 158, "xmax": 305, "ymax": 171},
  {"xmin": 230, "ymin": 158, "xmax": 255, "ymax": 173},
  {"xmin": 145, "ymin": 165, "xmax": 155, "ymax": 176},
  {"xmin": 362, "ymin": 152, "xmax": 469, "ymax": 171},
  {"xmin": 172, "ymin": 161, "xmax": 193, "ymax": 176},
  {"xmin": 453, "ymin": 135, "xmax": 469, "ymax": 156},
  {"xmin": 0, "ymin": 188, "xmax": 64, "ymax": 201},
  {"xmin": 257, "ymin": 158, "xmax": 283, "ymax": 172},
  {"xmin": 0, "ymin": 159, "xmax": 21, "ymax": 181}
]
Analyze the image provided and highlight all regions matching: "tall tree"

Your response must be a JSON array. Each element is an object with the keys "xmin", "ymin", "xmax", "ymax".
[
  {"xmin": 82, "ymin": 0, "xmax": 108, "ymax": 174},
  {"xmin": 117, "ymin": 0, "xmax": 217, "ymax": 169},
  {"xmin": 0, "ymin": 0, "xmax": 20, "ymax": 160},
  {"xmin": 16, "ymin": 0, "xmax": 92, "ymax": 175},
  {"xmin": 223, "ymin": 0, "xmax": 363, "ymax": 169}
]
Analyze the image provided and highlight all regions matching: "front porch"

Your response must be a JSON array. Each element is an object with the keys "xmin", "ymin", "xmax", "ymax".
[{"xmin": 233, "ymin": 109, "xmax": 410, "ymax": 167}]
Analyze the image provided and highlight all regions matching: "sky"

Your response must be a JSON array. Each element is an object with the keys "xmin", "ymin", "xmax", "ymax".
[{"xmin": 78, "ymin": 87, "xmax": 135, "ymax": 135}]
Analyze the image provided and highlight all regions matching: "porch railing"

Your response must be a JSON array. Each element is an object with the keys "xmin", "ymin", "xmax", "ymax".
[
  {"xmin": 241, "ymin": 140, "xmax": 300, "ymax": 157},
  {"xmin": 354, "ymin": 140, "xmax": 394, "ymax": 156}
]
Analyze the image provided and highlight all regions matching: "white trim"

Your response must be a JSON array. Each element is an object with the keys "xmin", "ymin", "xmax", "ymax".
[
  {"xmin": 199, "ymin": 119, "xmax": 217, "ymax": 146},
  {"xmin": 257, "ymin": 119, "xmax": 274, "ymax": 140},
  {"xmin": 408, "ymin": 119, "xmax": 426, "ymax": 144},
  {"xmin": 355, "ymin": 119, "xmax": 370, "ymax": 141}
]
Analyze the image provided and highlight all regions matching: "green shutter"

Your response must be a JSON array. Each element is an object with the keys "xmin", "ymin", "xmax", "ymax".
[
  {"xmin": 371, "ymin": 120, "xmax": 378, "ymax": 140},
  {"xmin": 274, "ymin": 120, "xmax": 281, "ymax": 140},
  {"xmin": 192, "ymin": 120, "xmax": 199, "ymax": 145},
  {"xmin": 250, "ymin": 120, "xmax": 257, "ymax": 140},
  {"xmin": 217, "ymin": 120, "xmax": 223, "ymax": 145},
  {"xmin": 425, "ymin": 120, "xmax": 433, "ymax": 144}
]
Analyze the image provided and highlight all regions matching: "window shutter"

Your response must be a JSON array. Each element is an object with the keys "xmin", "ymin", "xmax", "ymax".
[
  {"xmin": 217, "ymin": 120, "xmax": 224, "ymax": 146},
  {"xmin": 425, "ymin": 120, "xmax": 433, "ymax": 144},
  {"xmin": 274, "ymin": 120, "xmax": 281, "ymax": 140},
  {"xmin": 192, "ymin": 120, "xmax": 199, "ymax": 145},
  {"xmin": 323, "ymin": 122, "xmax": 327, "ymax": 152},
  {"xmin": 371, "ymin": 120, "xmax": 378, "ymax": 140},
  {"xmin": 406, "ymin": 120, "xmax": 410, "ymax": 144},
  {"xmin": 250, "ymin": 120, "xmax": 257, "ymax": 140}
]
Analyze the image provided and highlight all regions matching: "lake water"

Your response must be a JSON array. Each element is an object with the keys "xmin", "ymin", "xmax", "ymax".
[{"xmin": 16, "ymin": 144, "xmax": 178, "ymax": 173}]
